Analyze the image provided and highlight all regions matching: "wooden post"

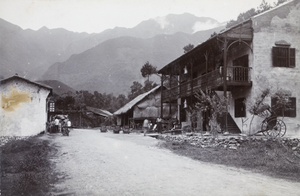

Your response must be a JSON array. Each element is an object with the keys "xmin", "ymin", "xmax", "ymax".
[
  {"xmin": 160, "ymin": 74, "xmax": 163, "ymax": 118},
  {"xmin": 169, "ymin": 74, "xmax": 172, "ymax": 118},
  {"xmin": 178, "ymin": 69, "xmax": 182, "ymax": 124},
  {"xmin": 223, "ymin": 38, "xmax": 228, "ymax": 133},
  {"xmin": 204, "ymin": 51, "xmax": 208, "ymax": 91},
  {"xmin": 191, "ymin": 61, "xmax": 193, "ymax": 102},
  {"xmin": 79, "ymin": 109, "xmax": 82, "ymax": 128}
]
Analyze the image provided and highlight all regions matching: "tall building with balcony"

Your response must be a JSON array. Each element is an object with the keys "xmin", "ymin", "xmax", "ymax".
[{"xmin": 158, "ymin": 0, "xmax": 300, "ymax": 137}]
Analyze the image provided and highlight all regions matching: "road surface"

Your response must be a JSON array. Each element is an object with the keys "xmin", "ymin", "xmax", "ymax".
[{"xmin": 48, "ymin": 129, "xmax": 300, "ymax": 196}]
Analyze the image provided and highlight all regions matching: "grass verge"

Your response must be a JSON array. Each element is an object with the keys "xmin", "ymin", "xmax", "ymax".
[
  {"xmin": 1, "ymin": 135, "xmax": 55, "ymax": 195},
  {"xmin": 158, "ymin": 136, "xmax": 300, "ymax": 182}
]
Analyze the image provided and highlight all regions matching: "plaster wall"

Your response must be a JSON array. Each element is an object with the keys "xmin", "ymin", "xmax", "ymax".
[
  {"xmin": 0, "ymin": 78, "xmax": 50, "ymax": 136},
  {"xmin": 243, "ymin": 1, "xmax": 300, "ymax": 137},
  {"xmin": 225, "ymin": 42, "xmax": 253, "ymax": 134}
]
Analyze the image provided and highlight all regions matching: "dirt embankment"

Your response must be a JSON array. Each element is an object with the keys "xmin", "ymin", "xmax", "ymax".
[
  {"xmin": 159, "ymin": 134, "xmax": 300, "ymax": 182},
  {"xmin": 1, "ymin": 135, "xmax": 56, "ymax": 196}
]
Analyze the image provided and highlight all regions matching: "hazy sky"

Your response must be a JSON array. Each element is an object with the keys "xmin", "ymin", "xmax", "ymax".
[{"xmin": 0, "ymin": 0, "xmax": 278, "ymax": 33}]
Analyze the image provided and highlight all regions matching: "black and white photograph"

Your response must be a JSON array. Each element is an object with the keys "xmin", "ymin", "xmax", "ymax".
[{"xmin": 1, "ymin": 0, "xmax": 300, "ymax": 195}]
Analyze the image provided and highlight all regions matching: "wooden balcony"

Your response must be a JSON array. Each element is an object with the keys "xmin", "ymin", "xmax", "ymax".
[{"xmin": 162, "ymin": 66, "xmax": 252, "ymax": 102}]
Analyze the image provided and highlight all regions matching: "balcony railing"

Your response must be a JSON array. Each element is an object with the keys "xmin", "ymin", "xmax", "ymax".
[
  {"xmin": 226, "ymin": 66, "xmax": 251, "ymax": 84},
  {"xmin": 162, "ymin": 66, "xmax": 251, "ymax": 102}
]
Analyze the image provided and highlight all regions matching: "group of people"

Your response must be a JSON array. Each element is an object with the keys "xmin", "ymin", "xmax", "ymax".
[
  {"xmin": 143, "ymin": 117, "xmax": 162, "ymax": 136},
  {"xmin": 48, "ymin": 116, "xmax": 71, "ymax": 134}
]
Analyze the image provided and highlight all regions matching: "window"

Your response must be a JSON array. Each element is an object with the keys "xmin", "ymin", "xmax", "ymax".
[
  {"xmin": 49, "ymin": 102, "xmax": 55, "ymax": 112},
  {"xmin": 271, "ymin": 97, "xmax": 296, "ymax": 117},
  {"xmin": 272, "ymin": 46, "xmax": 296, "ymax": 68},
  {"xmin": 235, "ymin": 98, "xmax": 246, "ymax": 117}
]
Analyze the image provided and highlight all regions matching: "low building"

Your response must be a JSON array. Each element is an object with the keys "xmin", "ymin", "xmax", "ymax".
[
  {"xmin": 0, "ymin": 74, "xmax": 52, "ymax": 136},
  {"xmin": 114, "ymin": 86, "xmax": 176, "ymax": 128}
]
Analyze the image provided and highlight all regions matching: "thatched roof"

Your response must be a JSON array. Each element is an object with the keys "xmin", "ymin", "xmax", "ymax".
[
  {"xmin": 114, "ymin": 86, "xmax": 161, "ymax": 115},
  {"xmin": 86, "ymin": 106, "xmax": 112, "ymax": 117}
]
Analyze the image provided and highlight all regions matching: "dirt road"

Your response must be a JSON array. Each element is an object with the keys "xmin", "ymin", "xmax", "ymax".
[{"xmin": 48, "ymin": 129, "xmax": 300, "ymax": 196}]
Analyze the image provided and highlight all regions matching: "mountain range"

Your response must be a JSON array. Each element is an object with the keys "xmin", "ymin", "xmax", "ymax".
[
  {"xmin": 36, "ymin": 80, "xmax": 76, "ymax": 96},
  {"xmin": 0, "ymin": 13, "xmax": 225, "ymax": 95}
]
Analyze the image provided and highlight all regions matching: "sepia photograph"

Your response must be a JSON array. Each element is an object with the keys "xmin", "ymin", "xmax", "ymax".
[{"xmin": 0, "ymin": 0, "xmax": 300, "ymax": 195}]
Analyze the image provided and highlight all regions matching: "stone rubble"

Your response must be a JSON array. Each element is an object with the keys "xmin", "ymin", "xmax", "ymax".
[{"xmin": 159, "ymin": 133, "xmax": 300, "ymax": 151}]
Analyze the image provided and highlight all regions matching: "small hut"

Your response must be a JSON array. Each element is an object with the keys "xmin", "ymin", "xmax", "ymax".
[
  {"xmin": 114, "ymin": 86, "xmax": 176, "ymax": 128},
  {"xmin": 0, "ymin": 74, "xmax": 52, "ymax": 136}
]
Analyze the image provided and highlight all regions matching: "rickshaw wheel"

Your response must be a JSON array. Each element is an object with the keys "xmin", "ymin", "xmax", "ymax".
[
  {"xmin": 277, "ymin": 119, "xmax": 286, "ymax": 137},
  {"xmin": 261, "ymin": 119, "xmax": 269, "ymax": 136},
  {"xmin": 266, "ymin": 118, "xmax": 282, "ymax": 138}
]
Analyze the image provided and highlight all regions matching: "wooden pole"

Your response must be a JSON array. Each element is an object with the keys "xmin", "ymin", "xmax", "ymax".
[
  {"xmin": 160, "ymin": 74, "xmax": 163, "ymax": 118},
  {"xmin": 223, "ymin": 38, "xmax": 228, "ymax": 133}
]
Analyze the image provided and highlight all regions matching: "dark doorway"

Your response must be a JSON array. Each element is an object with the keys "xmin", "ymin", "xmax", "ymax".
[{"xmin": 235, "ymin": 98, "xmax": 246, "ymax": 117}]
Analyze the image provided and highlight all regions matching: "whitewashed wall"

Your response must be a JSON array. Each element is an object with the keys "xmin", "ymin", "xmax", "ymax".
[
  {"xmin": 0, "ymin": 78, "xmax": 51, "ymax": 136},
  {"xmin": 244, "ymin": 1, "xmax": 300, "ymax": 137}
]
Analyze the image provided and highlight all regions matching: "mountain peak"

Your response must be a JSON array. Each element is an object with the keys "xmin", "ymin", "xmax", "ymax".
[
  {"xmin": 1, "ymin": 14, "xmax": 225, "ymax": 95},
  {"xmin": 150, "ymin": 13, "xmax": 221, "ymax": 34},
  {"xmin": 38, "ymin": 26, "xmax": 49, "ymax": 31}
]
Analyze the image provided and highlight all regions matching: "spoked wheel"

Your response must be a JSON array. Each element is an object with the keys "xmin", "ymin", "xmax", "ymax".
[
  {"xmin": 266, "ymin": 118, "xmax": 280, "ymax": 137},
  {"xmin": 261, "ymin": 118, "xmax": 286, "ymax": 138},
  {"xmin": 261, "ymin": 119, "xmax": 269, "ymax": 136},
  {"xmin": 276, "ymin": 119, "xmax": 286, "ymax": 137}
]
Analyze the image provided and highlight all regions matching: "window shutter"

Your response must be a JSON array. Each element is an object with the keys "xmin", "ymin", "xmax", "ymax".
[
  {"xmin": 272, "ymin": 97, "xmax": 296, "ymax": 117},
  {"xmin": 272, "ymin": 47, "xmax": 279, "ymax": 67},
  {"xmin": 289, "ymin": 48, "xmax": 296, "ymax": 67},
  {"xmin": 271, "ymin": 97, "xmax": 282, "ymax": 116},
  {"xmin": 273, "ymin": 46, "xmax": 295, "ymax": 67},
  {"xmin": 285, "ymin": 97, "xmax": 296, "ymax": 117}
]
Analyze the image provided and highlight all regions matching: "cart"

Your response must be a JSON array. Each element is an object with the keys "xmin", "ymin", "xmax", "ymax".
[{"xmin": 255, "ymin": 107, "xmax": 286, "ymax": 138}]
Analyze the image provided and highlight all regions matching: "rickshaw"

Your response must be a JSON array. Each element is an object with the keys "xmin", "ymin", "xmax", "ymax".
[{"xmin": 256, "ymin": 106, "xmax": 286, "ymax": 138}]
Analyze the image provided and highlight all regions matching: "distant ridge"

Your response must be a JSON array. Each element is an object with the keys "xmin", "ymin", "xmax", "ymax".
[
  {"xmin": 42, "ymin": 25, "xmax": 224, "ymax": 95},
  {"xmin": 1, "ymin": 13, "xmax": 225, "ymax": 95},
  {"xmin": 36, "ymin": 80, "xmax": 76, "ymax": 96}
]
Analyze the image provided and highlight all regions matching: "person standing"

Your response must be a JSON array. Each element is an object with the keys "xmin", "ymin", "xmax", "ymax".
[
  {"xmin": 157, "ymin": 117, "xmax": 162, "ymax": 134},
  {"xmin": 67, "ymin": 120, "xmax": 72, "ymax": 128},
  {"xmin": 143, "ymin": 118, "xmax": 149, "ymax": 136},
  {"xmin": 54, "ymin": 118, "xmax": 59, "ymax": 133}
]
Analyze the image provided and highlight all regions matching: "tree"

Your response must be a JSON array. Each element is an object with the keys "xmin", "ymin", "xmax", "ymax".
[
  {"xmin": 210, "ymin": 32, "xmax": 217, "ymax": 38},
  {"xmin": 274, "ymin": 0, "xmax": 288, "ymax": 6},
  {"xmin": 183, "ymin": 44, "xmax": 194, "ymax": 54},
  {"xmin": 226, "ymin": 8, "xmax": 256, "ymax": 28},
  {"xmin": 188, "ymin": 90, "xmax": 227, "ymax": 135},
  {"xmin": 128, "ymin": 81, "xmax": 143, "ymax": 100},
  {"xmin": 225, "ymin": 0, "xmax": 285, "ymax": 28},
  {"xmin": 257, "ymin": 0, "xmax": 272, "ymax": 14},
  {"xmin": 114, "ymin": 94, "xmax": 128, "ymax": 110},
  {"xmin": 270, "ymin": 89, "xmax": 293, "ymax": 117},
  {"xmin": 237, "ymin": 8, "xmax": 256, "ymax": 22},
  {"xmin": 143, "ymin": 80, "xmax": 158, "ymax": 92},
  {"xmin": 140, "ymin": 61, "xmax": 157, "ymax": 81}
]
